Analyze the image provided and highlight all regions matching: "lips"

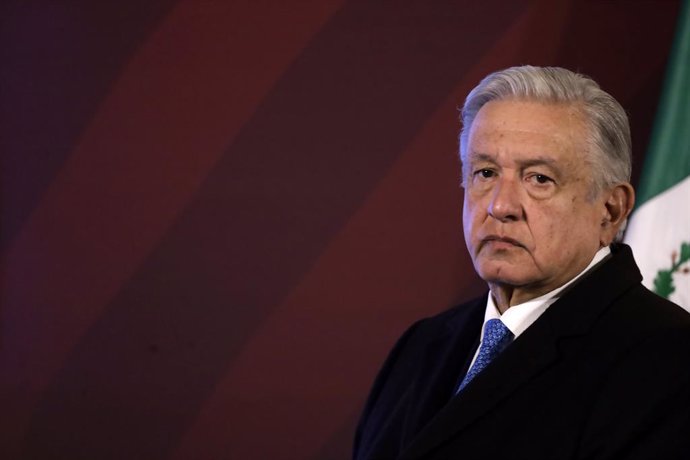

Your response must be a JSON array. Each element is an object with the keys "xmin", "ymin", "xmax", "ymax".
[{"xmin": 481, "ymin": 235, "xmax": 525, "ymax": 249}]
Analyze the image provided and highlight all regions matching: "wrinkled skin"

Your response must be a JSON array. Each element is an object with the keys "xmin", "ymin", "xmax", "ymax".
[{"xmin": 462, "ymin": 100, "xmax": 634, "ymax": 311}]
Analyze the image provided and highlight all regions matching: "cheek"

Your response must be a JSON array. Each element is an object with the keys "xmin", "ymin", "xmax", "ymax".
[
  {"xmin": 462, "ymin": 199, "xmax": 481, "ymax": 248},
  {"xmin": 527, "ymin": 209, "xmax": 568, "ymax": 251},
  {"xmin": 462, "ymin": 208, "xmax": 473, "ymax": 245},
  {"xmin": 461, "ymin": 196, "xmax": 472, "ymax": 224},
  {"xmin": 533, "ymin": 208, "xmax": 593, "ymax": 256},
  {"xmin": 462, "ymin": 200, "xmax": 482, "ymax": 231}
]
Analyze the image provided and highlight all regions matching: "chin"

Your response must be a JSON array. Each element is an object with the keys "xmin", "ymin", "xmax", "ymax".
[{"xmin": 474, "ymin": 261, "xmax": 535, "ymax": 286}]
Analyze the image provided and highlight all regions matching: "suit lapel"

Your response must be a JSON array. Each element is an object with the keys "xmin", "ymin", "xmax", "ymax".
[
  {"xmin": 400, "ymin": 296, "xmax": 485, "ymax": 442},
  {"xmin": 400, "ymin": 244, "xmax": 642, "ymax": 459},
  {"xmin": 400, "ymin": 311, "xmax": 561, "ymax": 459}
]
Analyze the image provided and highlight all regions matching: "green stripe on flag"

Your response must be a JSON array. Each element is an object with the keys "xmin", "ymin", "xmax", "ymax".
[{"xmin": 636, "ymin": 0, "xmax": 690, "ymax": 207}]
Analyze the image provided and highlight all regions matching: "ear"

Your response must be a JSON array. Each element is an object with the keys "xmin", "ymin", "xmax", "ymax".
[{"xmin": 600, "ymin": 182, "xmax": 635, "ymax": 246}]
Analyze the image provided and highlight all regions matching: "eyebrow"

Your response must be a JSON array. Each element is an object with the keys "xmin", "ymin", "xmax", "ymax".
[
  {"xmin": 518, "ymin": 157, "xmax": 561, "ymax": 170},
  {"xmin": 469, "ymin": 152, "xmax": 562, "ymax": 170}
]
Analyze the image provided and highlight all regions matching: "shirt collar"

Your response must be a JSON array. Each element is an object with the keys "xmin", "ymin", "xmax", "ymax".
[{"xmin": 482, "ymin": 246, "xmax": 611, "ymax": 339}]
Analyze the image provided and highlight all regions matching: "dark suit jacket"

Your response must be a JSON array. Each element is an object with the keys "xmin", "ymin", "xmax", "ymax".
[{"xmin": 354, "ymin": 244, "xmax": 690, "ymax": 459}]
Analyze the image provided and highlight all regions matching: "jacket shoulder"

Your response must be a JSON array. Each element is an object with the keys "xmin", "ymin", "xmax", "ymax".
[{"xmin": 353, "ymin": 296, "xmax": 485, "ymax": 459}]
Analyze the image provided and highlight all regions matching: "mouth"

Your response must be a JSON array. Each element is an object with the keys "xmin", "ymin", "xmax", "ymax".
[{"xmin": 480, "ymin": 235, "xmax": 525, "ymax": 250}]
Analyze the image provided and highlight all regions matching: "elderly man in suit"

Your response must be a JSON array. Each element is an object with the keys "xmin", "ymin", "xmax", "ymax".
[{"xmin": 354, "ymin": 66, "xmax": 690, "ymax": 460}]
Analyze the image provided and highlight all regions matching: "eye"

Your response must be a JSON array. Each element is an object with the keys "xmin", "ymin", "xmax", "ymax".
[
  {"xmin": 474, "ymin": 168, "xmax": 496, "ymax": 179},
  {"xmin": 526, "ymin": 173, "xmax": 554, "ymax": 185}
]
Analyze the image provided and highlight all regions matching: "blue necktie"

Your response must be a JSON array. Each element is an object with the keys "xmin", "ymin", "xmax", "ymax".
[{"xmin": 457, "ymin": 318, "xmax": 514, "ymax": 393}]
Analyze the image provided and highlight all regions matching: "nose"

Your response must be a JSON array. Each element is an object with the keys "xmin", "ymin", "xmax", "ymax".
[{"xmin": 488, "ymin": 177, "xmax": 522, "ymax": 222}]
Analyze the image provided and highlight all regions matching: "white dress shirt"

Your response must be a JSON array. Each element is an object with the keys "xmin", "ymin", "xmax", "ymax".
[{"xmin": 467, "ymin": 246, "xmax": 612, "ymax": 369}]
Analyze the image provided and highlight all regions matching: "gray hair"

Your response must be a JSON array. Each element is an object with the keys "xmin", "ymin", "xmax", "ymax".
[{"xmin": 459, "ymin": 65, "xmax": 632, "ymax": 197}]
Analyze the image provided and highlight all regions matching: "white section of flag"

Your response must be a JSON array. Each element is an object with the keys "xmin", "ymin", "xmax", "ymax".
[{"xmin": 625, "ymin": 175, "xmax": 690, "ymax": 309}]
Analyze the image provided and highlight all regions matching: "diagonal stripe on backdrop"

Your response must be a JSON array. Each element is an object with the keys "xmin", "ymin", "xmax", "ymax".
[
  {"xmin": 20, "ymin": 2, "xmax": 528, "ymax": 459},
  {"xmin": 0, "ymin": 1, "xmax": 178, "ymax": 251},
  {"xmin": 0, "ymin": 1, "xmax": 344, "ymax": 457},
  {"xmin": 170, "ymin": 3, "xmax": 572, "ymax": 458}
]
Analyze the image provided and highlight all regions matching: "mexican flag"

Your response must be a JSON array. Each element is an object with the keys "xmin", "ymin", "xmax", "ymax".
[{"xmin": 625, "ymin": 0, "xmax": 690, "ymax": 311}]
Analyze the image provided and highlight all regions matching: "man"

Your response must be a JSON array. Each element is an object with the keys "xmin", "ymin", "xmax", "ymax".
[{"xmin": 354, "ymin": 66, "xmax": 690, "ymax": 460}]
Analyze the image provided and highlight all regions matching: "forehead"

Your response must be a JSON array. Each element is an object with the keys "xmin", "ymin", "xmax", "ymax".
[{"xmin": 467, "ymin": 99, "xmax": 588, "ymax": 165}]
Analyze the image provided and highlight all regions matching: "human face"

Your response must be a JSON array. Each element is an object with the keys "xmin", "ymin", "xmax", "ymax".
[{"xmin": 462, "ymin": 99, "xmax": 608, "ymax": 308}]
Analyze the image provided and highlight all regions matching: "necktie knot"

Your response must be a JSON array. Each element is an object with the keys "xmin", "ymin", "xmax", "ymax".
[{"xmin": 457, "ymin": 319, "xmax": 513, "ymax": 393}]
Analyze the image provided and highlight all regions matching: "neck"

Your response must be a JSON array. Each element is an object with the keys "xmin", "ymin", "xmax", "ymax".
[{"xmin": 488, "ymin": 284, "xmax": 548, "ymax": 314}]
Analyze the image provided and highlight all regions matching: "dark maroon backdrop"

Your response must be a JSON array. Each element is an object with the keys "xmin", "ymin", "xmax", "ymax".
[{"xmin": 0, "ymin": 1, "xmax": 681, "ymax": 459}]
